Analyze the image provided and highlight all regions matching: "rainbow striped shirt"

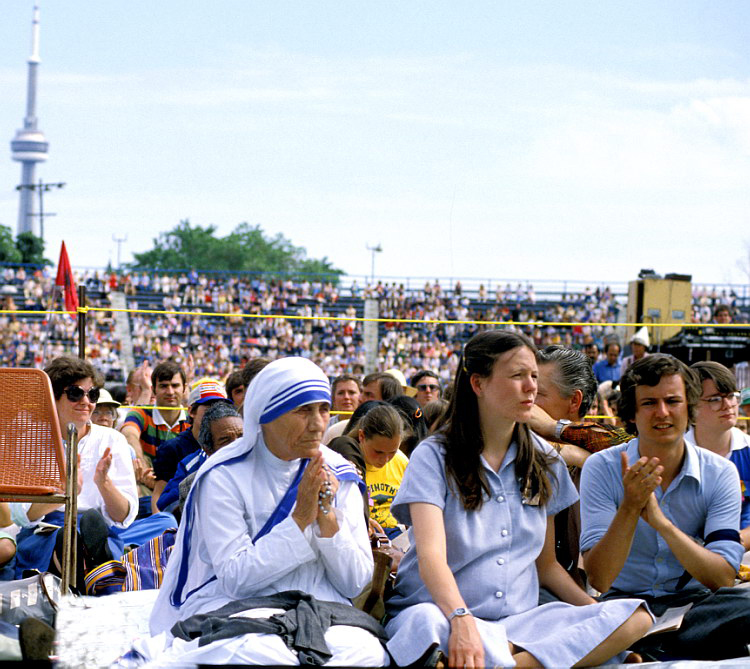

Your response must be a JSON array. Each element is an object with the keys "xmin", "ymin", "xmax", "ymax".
[{"xmin": 123, "ymin": 407, "xmax": 190, "ymax": 458}]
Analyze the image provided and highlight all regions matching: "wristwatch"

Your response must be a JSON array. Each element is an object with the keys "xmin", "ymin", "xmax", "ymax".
[
  {"xmin": 554, "ymin": 419, "xmax": 571, "ymax": 440},
  {"xmin": 448, "ymin": 607, "xmax": 472, "ymax": 621}
]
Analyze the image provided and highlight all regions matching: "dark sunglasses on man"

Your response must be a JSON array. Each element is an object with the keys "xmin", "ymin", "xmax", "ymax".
[
  {"xmin": 63, "ymin": 385, "xmax": 101, "ymax": 403},
  {"xmin": 416, "ymin": 383, "xmax": 440, "ymax": 392}
]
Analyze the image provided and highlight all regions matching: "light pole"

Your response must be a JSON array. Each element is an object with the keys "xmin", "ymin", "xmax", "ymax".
[
  {"xmin": 16, "ymin": 178, "xmax": 65, "ymax": 242},
  {"xmin": 112, "ymin": 234, "xmax": 127, "ymax": 269},
  {"xmin": 366, "ymin": 243, "xmax": 382, "ymax": 283}
]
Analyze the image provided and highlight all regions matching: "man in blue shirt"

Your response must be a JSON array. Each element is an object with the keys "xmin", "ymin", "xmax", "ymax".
[
  {"xmin": 580, "ymin": 354, "xmax": 750, "ymax": 662},
  {"xmin": 592, "ymin": 342, "xmax": 621, "ymax": 384}
]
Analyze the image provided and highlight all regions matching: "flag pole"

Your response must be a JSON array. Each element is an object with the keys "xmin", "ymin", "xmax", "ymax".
[{"xmin": 77, "ymin": 285, "xmax": 86, "ymax": 359}]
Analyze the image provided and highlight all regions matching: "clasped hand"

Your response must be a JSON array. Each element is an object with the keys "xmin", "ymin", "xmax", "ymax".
[{"xmin": 292, "ymin": 451, "xmax": 339, "ymax": 530}]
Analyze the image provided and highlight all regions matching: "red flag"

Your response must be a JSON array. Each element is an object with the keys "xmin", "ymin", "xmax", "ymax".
[{"xmin": 55, "ymin": 241, "xmax": 79, "ymax": 319}]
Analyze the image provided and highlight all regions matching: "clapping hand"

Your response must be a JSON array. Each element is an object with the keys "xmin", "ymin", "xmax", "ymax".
[
  {"xmin": 620, "ymin": 452, "xmax": 663, "ymax": 514},
  {"xmin": 94, "ymin": 447, "xmax": 113, "ymax": 487}
]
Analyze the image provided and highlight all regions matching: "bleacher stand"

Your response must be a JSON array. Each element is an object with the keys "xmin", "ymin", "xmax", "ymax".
[{"xmin": 0, "ymin": 265, "xmax": 748, "ymax": 381}]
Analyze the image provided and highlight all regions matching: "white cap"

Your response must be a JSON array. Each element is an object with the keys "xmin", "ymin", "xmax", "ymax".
[{"xmin": 630, "ymin": 326, "xmax": 650, "ymax": 348}]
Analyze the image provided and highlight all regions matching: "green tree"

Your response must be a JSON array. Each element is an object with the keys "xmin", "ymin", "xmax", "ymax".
[
  {"xmin": 15, "ymin": 231, "xmax": 50, "ymax": 266},
  {"xmin": 130, "ymin": 220, "xmax": 342, "ymax": 279},
  {"xmin": 0, "ymin": 225, "xmax": 22, "ymax": 264}
]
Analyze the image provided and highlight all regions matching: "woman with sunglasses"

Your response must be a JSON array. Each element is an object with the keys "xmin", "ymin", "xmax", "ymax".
[
  {"xmin": 13, "ymin": 356, "xmax": 173, "ymax": 584},
  {"xmin": 384, "ymin": 330, "xmax": 651, "ymax": 667}
]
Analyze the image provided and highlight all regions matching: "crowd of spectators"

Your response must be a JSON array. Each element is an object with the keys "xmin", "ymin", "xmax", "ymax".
[{"xmin": 0, "ymin": 265, "xmax": 747, "ymax": 383}]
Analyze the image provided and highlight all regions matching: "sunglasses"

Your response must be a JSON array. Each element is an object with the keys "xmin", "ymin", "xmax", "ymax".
[
  {"xmin": 416, "ymin": 384, "xmax": 440, "ymax": 391},
  {"xmin": 63, "ymin": 385, "xmax": 101, "ymax": 403}
]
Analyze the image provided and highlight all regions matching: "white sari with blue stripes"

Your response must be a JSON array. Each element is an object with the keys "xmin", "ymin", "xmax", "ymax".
[{"xmin": 149, "ymin": 358, "xmax": 374, "ymax": 643}]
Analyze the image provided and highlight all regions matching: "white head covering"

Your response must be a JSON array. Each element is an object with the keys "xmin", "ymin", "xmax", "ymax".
[
  {"xmin": 242, "ymin": 356, "xmax": 331, "ymax": 449},
  {"xmin": 630, "ymin": 326, "xmax": 650, "ymax": 348},
  {"xmin": 156, "ymin": 357, "xmax": 345, "ymax": 626}
]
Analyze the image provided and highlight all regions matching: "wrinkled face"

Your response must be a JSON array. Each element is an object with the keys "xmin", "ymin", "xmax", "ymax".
[
  {"xmin": 473, "ymin": 346, "xmax": 538, "ymax": 425},
  {"xmin": 154, "ymin": 373, "xmax": 185, "ymax": 408},
  {"xmin": 332, "ymin": 380, "xmax": 360, "ymax": 412},
  {"xmin": 56, "ymin": 376, "xmax": 96, "ymax": 433},
  {"xmin": 634, "ymin": 374, "xmax": 689, "ymax": 448},
  {"xmin": 414, "ymin": 377, "xmax": 440, "ymax": 407},
  {"xmin": 606, "ymin": 345, "xmax": 620, "ymax": 365},
  {"xmin": 359, "ymin": 431, "xmax": 401, "ymax": 469},
  {"xmin": 261, "ymin": 401, "xmax": 331, "ymax": 461},
  {"xmin": 695, "ymin": 378, "xmax": 738, "ymax": 433},
  {"xmin": 361, "ymin": 382, "xmax": 382, "ymax": 402},
  {"xmin": 535, "ymin": 362, "xmax": 571, "ymax": 421},
  {"xmin": 209, "ymin": 416, "xmax": 243, "ymax": 453},
  {"xmin": 91, "ymin": 405, "xmax": 117, "ymax": 429}
]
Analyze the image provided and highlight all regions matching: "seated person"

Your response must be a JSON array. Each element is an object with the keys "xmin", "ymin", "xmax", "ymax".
[
  {"xmin": 14, "ymin": 357, "xmax": 175, "ymax": 582},
  {"xmin": 145, "ymin": 357, "xmax": 388, "ymax": 666},
  {"xmin": 532, "ymin": 346, "xmax": 632, "ymax": 468},
  {"xmin": 686, "ymin": 361, "xmax": 750, "ymax": 550},
  {"xmin": 14, "ymin": 356, "xmax": 136, "ymax": 577},
  {"xmin": 581, "ymin": 354, "xmax": 750, "ymax": 662},
  {"xmin": 385, "ymin": 331, "xmax": 650, "ymax": 668},
  {"xmin": 151, "ymin": 378, "xmax": 233, "ymax": 514},
  {"xmin": 157, "ymin": 401, "xmax": 243, "ymax": 513},
  {"xmin": 331, "ymin": 404, "xmax": 407, "ymax": 539},
  {"xmin": 120, "ymin": 361, "xmax": 190, "ymax": 495},
  {"xmin": 530, "ymin": 346, "xmax": 632, "ymax": 588},
  {"xmin": 91, "ymin": 389, "xmax": 121, "ymax": 430}
]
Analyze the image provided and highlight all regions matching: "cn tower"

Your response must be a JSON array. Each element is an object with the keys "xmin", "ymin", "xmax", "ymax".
[{"xmin": 10, "ymin": 4, "xmax": 49, "ymax": 237}]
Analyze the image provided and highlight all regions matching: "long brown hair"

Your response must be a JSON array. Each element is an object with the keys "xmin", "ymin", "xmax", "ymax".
[{"xmin": 438, "ymin": 329, "xmax": 556, "ymax": 511}]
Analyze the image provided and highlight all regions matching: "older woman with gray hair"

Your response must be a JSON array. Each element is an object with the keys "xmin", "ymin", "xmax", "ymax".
[{"xmin": 142, "ymin": 357, "xmax": 387, "ymax": 667}]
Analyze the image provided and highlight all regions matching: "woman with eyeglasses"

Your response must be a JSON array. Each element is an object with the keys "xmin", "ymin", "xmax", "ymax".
[
  {"xmin": 384, "ymin": 330, "xmax": 651, "ymax": 668},
  {"xmin": 13, "ymin": 356, "xmax": 174, "ymax": 585}
]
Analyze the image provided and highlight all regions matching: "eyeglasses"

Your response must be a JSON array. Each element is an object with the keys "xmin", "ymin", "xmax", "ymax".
[
  {"xmin": 416, "ymin": 384, "xmax": 440, "ymax": 392},
  {"xmin": 63, "ymin": 385, "xmax": 100, "ymax": 404},
  {"xmin": 700, "ymin": 392, "xmax": 740, "ymax": 410}
]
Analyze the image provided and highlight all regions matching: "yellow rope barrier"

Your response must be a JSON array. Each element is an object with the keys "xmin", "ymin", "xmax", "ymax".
[{"xmin": 2, "ymin": 305, "xmax": 747, "ymax": 329}]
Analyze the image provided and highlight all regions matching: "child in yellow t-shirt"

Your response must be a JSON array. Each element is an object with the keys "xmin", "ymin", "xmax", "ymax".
[{"xmin": 355, "ymin": 405, "xmax": 408, "ymax": 537}]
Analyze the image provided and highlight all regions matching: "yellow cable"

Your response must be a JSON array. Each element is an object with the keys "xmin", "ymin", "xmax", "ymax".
[{"xmin": 2, "ymin": 305, "xmax": 746, "ymax": 329}]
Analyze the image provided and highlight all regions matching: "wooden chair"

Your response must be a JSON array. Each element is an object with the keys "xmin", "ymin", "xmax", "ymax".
[{"xmin": 0, "ymin": 368, "xmax": 79, "ymax": 592}]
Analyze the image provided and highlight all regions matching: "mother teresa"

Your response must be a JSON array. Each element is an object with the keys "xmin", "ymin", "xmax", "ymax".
[{"xmin": 147, "ymin": 358, "xmax": 388, "ymax": 666}]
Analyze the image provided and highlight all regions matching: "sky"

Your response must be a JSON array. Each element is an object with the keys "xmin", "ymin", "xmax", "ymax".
[{"xmin": 1, "ymin": 1, "xmax": 749, "ymax": 289}]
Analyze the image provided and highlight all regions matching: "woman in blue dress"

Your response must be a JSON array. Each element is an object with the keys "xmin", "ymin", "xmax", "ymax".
[{"xmin": 385, "ymin": 330, "xmax": 651, "ymax": 667}]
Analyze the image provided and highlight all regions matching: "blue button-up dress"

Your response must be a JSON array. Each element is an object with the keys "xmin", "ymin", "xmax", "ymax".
[{"xmin": 385, "ymin": 435, "xmax": 645, "ymax": 667}]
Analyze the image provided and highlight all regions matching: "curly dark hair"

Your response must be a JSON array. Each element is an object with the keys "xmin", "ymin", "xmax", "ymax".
[
  {"xmin": 619, "ymin": 354, "xmax": 701, "ymax": 431},
  {"xmin": 44, "ymin": 356, "xmax": 104, "ymax": 400},
  {"xmin": 439, "ymin": 329, "xmax": 556, "ymax": 511}
]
